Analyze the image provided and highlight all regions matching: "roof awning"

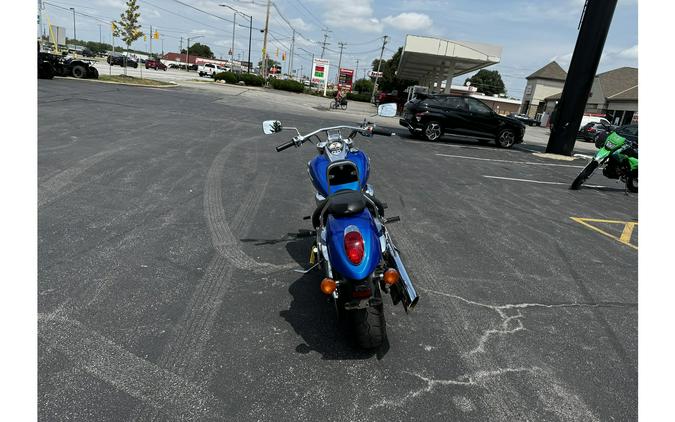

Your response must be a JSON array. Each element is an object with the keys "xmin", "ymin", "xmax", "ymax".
[{"xmin": 397, "ymin": 35, "xmax": 502, "ymax": 81}]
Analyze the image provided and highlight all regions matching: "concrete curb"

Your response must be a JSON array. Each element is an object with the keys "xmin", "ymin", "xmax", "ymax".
[
  {"xmin": 531, "ymin": 152, "xmax": 579, "ymax": 161},
  {"xmin": 58, "ymin": 76, "xmax": 180, "ymax": 89}
]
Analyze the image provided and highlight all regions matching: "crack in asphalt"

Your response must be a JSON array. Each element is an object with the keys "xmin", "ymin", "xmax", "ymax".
[
  {"xmin": 424, "ymin": 288, "xmax": 635, "ymax": 355},
  {"xmin": 370, "ymin": 367, "xmax": 542, "ymax": 409}
]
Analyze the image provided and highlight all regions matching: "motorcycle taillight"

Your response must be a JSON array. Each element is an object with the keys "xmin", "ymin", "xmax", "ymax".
[{"xmin": 344, "ymin": 230, "xmax": 364, "ymax": 265}]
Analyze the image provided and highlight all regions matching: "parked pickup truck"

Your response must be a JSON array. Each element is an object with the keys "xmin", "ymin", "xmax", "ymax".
[{"xmin": 198, "ymin": 63, "xmax": 228, "ymax": 77}]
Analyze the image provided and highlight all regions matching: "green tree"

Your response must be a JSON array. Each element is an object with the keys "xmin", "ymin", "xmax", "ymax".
[
  {"xmin": 464, "ymin": 69, "xmax": 506, "ymax": 96},
  {"xmin": 257, "ymin": 58, "xmax": 280, "ymax": 69},
  {"xmin": 370, "ymin": 47, "xmax": 417, "ymax": 93},
  {"xmin": 114, "ymin": 0, "xmax": 143, "ymax": 74},
  {"xmin": 353, "ymin": 78, "xmax": 374, "ymax": 94},
  {"xmin": 180, "ymin": 42, "xmax": 214, "ymax": 59}
]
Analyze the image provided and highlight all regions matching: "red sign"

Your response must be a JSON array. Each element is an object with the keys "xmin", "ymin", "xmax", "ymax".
[{"xmin": 338, "ymin": 67, "xmax": 354, "ymax": 92}]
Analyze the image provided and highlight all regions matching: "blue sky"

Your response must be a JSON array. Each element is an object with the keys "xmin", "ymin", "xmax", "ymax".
[{"xmin": 40, "ymin": 0, "xmax": 638, "ymax": 98}]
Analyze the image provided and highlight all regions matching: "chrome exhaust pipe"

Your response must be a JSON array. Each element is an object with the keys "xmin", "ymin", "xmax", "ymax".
[{"xmin": 387, "ymin": 243, "xmax": 419, "ymax": 311}]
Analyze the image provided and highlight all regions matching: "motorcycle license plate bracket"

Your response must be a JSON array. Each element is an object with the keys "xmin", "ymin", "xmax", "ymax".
[{"xmin": 343, "ymin": 297, "xmax": 382, "ymax": 310}]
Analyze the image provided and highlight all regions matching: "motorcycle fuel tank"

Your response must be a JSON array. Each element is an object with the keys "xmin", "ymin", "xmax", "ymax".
[
  {"xmin": 308, "ymin": 150, "xmax": 370, "ymax": 196},
  {"xmin": 325, "ymin": 210, "xmax": 382, "ymax": 281}
]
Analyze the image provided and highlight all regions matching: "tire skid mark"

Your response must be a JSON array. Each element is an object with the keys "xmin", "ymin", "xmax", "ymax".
[
  {"xmin": 133, "ymin": 130, "xmax": 292, "ymax": 421},
  {"xmin": 39, "ymin": 146, "xmax": 126, "ymax": 208},
  {"xmin": 130, "ymin": 255, "xmax": 232, "ymax": 422},
  {"xmin": 39, "ymin": 314, "xmax": 226, "ymax": 421},
  {"xmin": 204, "ymin": 136, "xmax": 296, "ymax": 274}
]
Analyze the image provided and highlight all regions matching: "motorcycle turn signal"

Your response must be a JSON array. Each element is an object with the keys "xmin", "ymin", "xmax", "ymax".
[
  {"xmin": 320, "ymin": 278, "xmax": 337, "ymax": 295},
  {"xmin": 383, "ymin": 268, "xmax": 400, "ymax": 285}
]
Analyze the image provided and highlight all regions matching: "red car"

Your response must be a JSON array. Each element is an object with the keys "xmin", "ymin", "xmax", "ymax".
[
  {"xmin": 376, "ymin": 90, "xmax": 407, "ymax": 113},
  {"xmin": 145, "ymin": 59, "xmax": 167, "ymax": 71}
]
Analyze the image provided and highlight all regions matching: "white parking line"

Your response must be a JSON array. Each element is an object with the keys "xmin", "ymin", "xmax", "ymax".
[
  {"xmin": 435, "ymin": 153, "xmax": 585, "ymax": 168},
  {"xmin": 483, "ymin": 175, "xmax": 612, "ymax": 189},
  {"xmin": 482, "ymin": 175, "xmax": 567, "ymax": 185}
]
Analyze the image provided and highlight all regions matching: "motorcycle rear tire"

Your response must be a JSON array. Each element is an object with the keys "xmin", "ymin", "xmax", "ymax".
[
  {"xmin": 348, "ymin": 283, "xmax": 386, "ymax": 349},
  {"xmin": 571, "ymin": 160, "xmax": 598, "ymax": 190}
]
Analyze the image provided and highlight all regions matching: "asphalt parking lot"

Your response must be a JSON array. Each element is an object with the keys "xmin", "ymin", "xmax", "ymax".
[{"xmin": 38, "ymin": 78, "xmax": 637, "ymax": 421}]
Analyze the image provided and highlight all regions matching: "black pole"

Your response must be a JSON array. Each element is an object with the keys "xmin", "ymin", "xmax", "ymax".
[
  {"xmin": 546, "ymin": 0, "xmax": 618, "ymax": 155},
  {"xmin": 248, "ymin": 16, "xmax": 252, "ymax": 74}
]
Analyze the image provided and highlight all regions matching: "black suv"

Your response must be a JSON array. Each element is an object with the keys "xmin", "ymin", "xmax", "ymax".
[
  {"xmin": 400, "ymin": 94, "xmax": 526, "ymax": 148},
  {"xmin": 107, "ymin": 55, "xmax": 138, "ymax": 68}
]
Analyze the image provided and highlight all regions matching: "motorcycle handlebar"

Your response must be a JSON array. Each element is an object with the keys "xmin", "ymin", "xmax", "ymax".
[
  {"xmin": 275, "ymin": 140, "xmax": 295, "ymax": 152},
  {"xmin": 371, "ymin": 126, "xmax": 395, "ymax": 137}
]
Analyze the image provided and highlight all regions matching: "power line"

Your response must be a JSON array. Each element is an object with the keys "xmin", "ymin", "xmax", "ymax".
[{"xmin": 293, "ymin": 0, "xmax": 327, "ymax": 30}]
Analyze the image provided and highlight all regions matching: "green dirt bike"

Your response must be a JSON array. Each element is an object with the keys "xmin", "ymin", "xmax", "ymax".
[{"xmin": 571, "ymin": 131, "xmax": 638, "ymax": 192}]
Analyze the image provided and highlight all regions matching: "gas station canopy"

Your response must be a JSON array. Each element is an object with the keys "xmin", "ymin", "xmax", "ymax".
[{"xmin": 397, "ymin": 35, "xmax": 502, "ymax": 91}]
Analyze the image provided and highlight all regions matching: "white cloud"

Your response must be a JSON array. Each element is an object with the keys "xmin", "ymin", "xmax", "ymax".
[
  {"xmin": 190, "ymin": 29, "xmax": 216, "ymax": 36},
  {"xmin": 322, "ymin": 0, "xmax": 383, "ymax": 33},
  {"xmin": 617, "ymin": 44, "xmax": 638, "ymax": 60},
  {"xmin": 289, "ymin": 17, "xmax": 312, "ymax": 32},
  {"xmin": 382, "ymin": 12, "xmax": 433, "ymax": 31}
]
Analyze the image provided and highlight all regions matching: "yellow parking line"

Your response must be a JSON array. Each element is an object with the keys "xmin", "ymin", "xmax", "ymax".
[
  {"xmin": 619, "ymin": 222, "xmax": 637, "ymax": 244},
  {"xmin": 570, "ymin": 217, "xmax": 638, "ymax": 250}
]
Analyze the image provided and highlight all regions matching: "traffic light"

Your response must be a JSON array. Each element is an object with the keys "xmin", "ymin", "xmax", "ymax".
[
  {"xmin": 153, "ymin": 30, "xmax": 159, "ymax": 40},
  {"xmin": 282, "ymin": 51, "xmax": 286, "ymax": 61}
]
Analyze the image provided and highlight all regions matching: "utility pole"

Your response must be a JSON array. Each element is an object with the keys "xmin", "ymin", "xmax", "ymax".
[
  {"xmin": 289, "ymin": 29, "xmax": 296, "ymax": 79},
  {"xmin": 98, "ymin": 24, "xmax": 102, "ymax": 44},
  {"xmin": 231, "ymin": 12, "xmax": 236, "ymax": 65},
  {"xmin": 336, "ymin": 42, "xmax": 345, "ymax": 83},
  {"xmin": 69, "ymin": 7, "xmax": 76, "ymax": 42},
  {"xmin": 38, "ymin": 0, "xmax": 44, "ymax": 45},
  {"xmin": 546, "ymin": 0, "xmax": 618, "ymax": 155},
  {"xmin": 370, "ymin": 35, "xmax": 388, "ymax": 103},
  {"xmin": 149, "ymin": 25, "xmax": 152, "ymax": 56},
  {"xmin": 355, "ymin": 58, "xmax": 359, "ymax": 80},
  {"xmin": 185, "ymin": 35, "xmax": 203, "ymax": 72},
  {"xmin": 248, "ymin": 15, "xmax": 252, "ymax": 73},
  {"xmin": 320, "ymin": 30, "xmax": 331, "ymax": 59},
  {"xmin": 261, "ymin": 0, "xmax": 271, "ymax": 78}
]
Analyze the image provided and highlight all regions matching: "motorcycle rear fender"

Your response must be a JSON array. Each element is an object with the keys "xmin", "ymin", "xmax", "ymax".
[{"xmin": 325, "ymin": 210, "xmax": 382, "ymax": 281}]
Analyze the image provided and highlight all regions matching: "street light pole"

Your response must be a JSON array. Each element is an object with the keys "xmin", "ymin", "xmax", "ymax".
[
  {"xmin": 219, "ymin": 4, "xmax": 253, "ymax": 73},
  {"xmin": 69, "ymin": 7, "xmax": 76, "ymax": 42}
]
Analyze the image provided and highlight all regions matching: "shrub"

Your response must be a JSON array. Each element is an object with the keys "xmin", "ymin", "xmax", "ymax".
[
  {"xmin": 213, "ymin": 71, "xmax": 237, "ymax": 84},
  {"xmin": 345, "ymin": 92, "xmax": 372, "ymax": 102},
  {"xmin": 269, "ymin": 78, "xmax": 304, "ymax": 93},
  {"xmin": 238, "ymin": 73, "xmax": 264, "ymax": 86}
]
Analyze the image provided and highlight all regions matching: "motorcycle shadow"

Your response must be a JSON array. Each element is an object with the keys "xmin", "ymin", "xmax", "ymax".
[{"xmin": 279, "ymin": 236, "xmax": 390, "ymax": 360}]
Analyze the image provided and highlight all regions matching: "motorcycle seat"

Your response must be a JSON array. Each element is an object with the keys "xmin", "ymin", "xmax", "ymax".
[{"xmin": 312, "ymin": 190, "xmax": 385, "ymax": 228}]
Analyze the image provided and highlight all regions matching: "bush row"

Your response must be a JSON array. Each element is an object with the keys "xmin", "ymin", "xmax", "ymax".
[
  {"xmin": 213, "ymin": 72, "xmax": 265, "ymax": 86},
  {"xmin": 269, "ymin": 78, "xmax": 305, "ymax": 93},
  {"xmin": 345, "ymin": 92, "xmax": 372, "ymax": 102}
]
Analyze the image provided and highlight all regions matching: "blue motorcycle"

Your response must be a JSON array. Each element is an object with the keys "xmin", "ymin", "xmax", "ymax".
[{"xmin": 262, "ymin": 103, "xmax": 419, "ymax": 349}]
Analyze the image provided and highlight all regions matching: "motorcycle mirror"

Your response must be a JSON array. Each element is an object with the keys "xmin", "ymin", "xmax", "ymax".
[
  {"xmin": 377, "ymin": 103, "xmax": 397, "ymax": 117},
  {"xmin": 262, "ymin": 120, "xmax": 283, "ymax": 135}
]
